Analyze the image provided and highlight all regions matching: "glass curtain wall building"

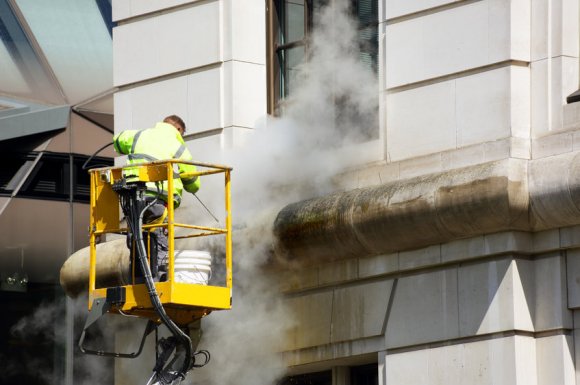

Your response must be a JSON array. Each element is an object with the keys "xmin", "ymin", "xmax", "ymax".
[{"xmin": 0, "ymin": 1, "xmax": 114, "ymax": 384}]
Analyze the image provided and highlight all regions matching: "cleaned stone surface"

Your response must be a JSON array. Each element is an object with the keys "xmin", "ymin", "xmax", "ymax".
[
  {"xmin": 223, "ymin": 61, "xmax": 267, "ymax": 129},
  {"xmin": 560, "ymin": 226, "xmax": 580, "ymax": 249},
  {"xmin": 510, "ymin": 137, "xmax": 532, "ymax": 159},
  {"xmin": 483, "ymin": 232, "xmax": 532, "ymax": 255},
  {"xmin": 458, "ymin": 258, "xmax": 534, "ymax": 336},
  {"xmin": 385, "ymin": 268, "xmax": 459, "ymax": 348},
  {"xmin": 399, "ymin": 245, "xmax": 441, "ymax": 270},
  {"xmin": 385, "ymin": 0, "xmax": 459, "ymax": 20},
  {"xmin": 399, "ymin": 153, "xmax": 443, "ymax": 179},
  {"xmin": 536, "ymin": 334, "xmax": 576, "ymax": 385},
  {"xmin": 331, "ymin": 280, "xmax": 393, "ymax": 343},
  {"xmin": 456, "ymin": 68, "xmax": 512, "ymax": 147},
  {"xmin": 532, "ymin": 130, "xmax": 574, "ymax": 159},
  {"xmin": 534, "ymin": 254, "xmax": 573, "ymax": 330},
  {"xmin": 441, "ymin": 143, "xmax": 485, "ymax": 171},
  {"xmin": 386, "ymin": 0, "xmax": 514, "ymax": 88},
  {"xmin": 532, "ymin": 229, "xmax": 560, "ymax": 252},
  {"xmin": 458, "ymin": 258, "xmax": 511, "ymax": 337},
  {"xmin": 566, "ymin": 249, "xmax": 580, "ymax": 309},
  {"xmin": 387, "ymin": 81, "xmax": 456, "ymax": 161},
  {"xmin": 114, "ymin": 3, "xmax": 220, "ymax": 86},
  {"xmin": 441, "ymin": 236, "xmax": 485, "ymax": 263},
  {"xmin": 385, "ymin": 335, "xmax": 536, "ymax": 385}
]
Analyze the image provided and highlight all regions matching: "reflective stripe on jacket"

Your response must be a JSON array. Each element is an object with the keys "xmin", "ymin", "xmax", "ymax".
[{"xmin": 113, "ymin": 122, "xmax": 200, "ymax": 207}]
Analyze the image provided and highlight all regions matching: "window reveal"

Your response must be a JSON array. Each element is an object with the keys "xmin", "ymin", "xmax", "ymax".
[{"xmin": 267, "ymin": 0, "xmax": 379, "ymax": 141}]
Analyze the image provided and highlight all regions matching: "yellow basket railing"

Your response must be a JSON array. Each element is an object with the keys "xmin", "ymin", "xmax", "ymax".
[{"xmin": 87, "ymin": 160, "xmax": 233, "ymax": 325}]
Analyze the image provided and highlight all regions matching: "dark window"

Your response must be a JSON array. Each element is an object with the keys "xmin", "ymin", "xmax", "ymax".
[
  {"xmin": 351, "ymin": 364, "xmax": 378, "ymax": 385},
  {"xmin": 0, "ymin": 283, "xmax": 60, "ymax": 385},
  {"xmin": 353, "ymin": 0, "xmax": 379, "ymax": 74},
  {"xmin": 18, "ymin": 153, "xmax": 70, "ymax": 200},
  {"xmin": 279, "ymin": 370, "xmax": 332, "ymax": 385},
  {"xmin": 73, "ymin": 155, "xmax": 113, "ymax": 203},
  {"xmin": 273, "ymin": 0, "xmax": 307, "ymax": 101},
  {"xmin": 0, "ymin": 152, "xmax": 112, "ymax": 203},
  {"xmin": 0, "ymin": 153, "xmax": 35, "ymax": 195},
  {"xmin": 74, "ymin": 167, "xmax": 91, "ymax": 199},
  {"xmin": 268, "ymin": 0, "xmax": 378, "ymax": 112}
]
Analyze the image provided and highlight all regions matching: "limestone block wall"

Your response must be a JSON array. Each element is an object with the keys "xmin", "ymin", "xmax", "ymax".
[
  {"xmin": 112, "ymin": 0, "xmax": 266, "ymax": 160},
  {"xmin": 531, "ymin": 0, "xmax": 579, "ymax": 135},
  {"xmin": 383, "ymin": 0, "xmax": 579, "ymax": 164},
  {"xmin": 279, "ymin": 229, "xmax": 580, "ymax": 384}
]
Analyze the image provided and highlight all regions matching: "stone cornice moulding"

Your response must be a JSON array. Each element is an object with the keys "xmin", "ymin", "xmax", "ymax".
[{"xmin": 274, "ymin": 153, "xmax": 580, "ymax": 263}]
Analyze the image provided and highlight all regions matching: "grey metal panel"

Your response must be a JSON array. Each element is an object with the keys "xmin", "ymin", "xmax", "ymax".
[
  {"xmin": 0, "ymin": 101, "xmax": 29, "ymax": 118},
  {"xmin": 14, "ymin": 0, "xmax": 113, "ymax": 104},
  {"xmin": 0, "ymin": 105, "xmax": 70, "ymax": 141},
  {"xmin": 0, "ymin": 197, "xmax": 71, "ymax": 283}
]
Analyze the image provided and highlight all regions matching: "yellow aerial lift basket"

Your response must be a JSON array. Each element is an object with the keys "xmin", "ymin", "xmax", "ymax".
[
  {"xmin": 87, "ymin": 160, "xmax": 233, "ymax": 326},
  {"xmin": 78, "ymin": 160, "xmax": 232, "ymax": 383}
]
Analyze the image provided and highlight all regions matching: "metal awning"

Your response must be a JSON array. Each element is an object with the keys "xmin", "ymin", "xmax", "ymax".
[{"xmin": 0, "ymin": 99, "xmax": 70, "ymax": 142}]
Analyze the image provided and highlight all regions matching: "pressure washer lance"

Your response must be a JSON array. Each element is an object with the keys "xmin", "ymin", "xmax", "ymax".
[{"xmin": 113, "ymin": 179, "xmax": 195, "ymax": 385}]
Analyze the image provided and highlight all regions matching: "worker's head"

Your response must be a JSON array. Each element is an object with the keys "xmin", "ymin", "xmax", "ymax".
[{"xmin": 163, "ymin": 115, "xmax": 186, "ymax": 136}]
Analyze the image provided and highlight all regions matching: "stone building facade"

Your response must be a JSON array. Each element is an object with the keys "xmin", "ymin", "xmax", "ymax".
[{"xmin": 111, "ymin": 0, "xmax": 580, "ymax": 384}]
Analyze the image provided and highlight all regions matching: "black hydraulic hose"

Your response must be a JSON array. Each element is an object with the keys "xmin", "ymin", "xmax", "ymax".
[
  {"xmin": 82, "ymin": 142, "xmax": 114, "ymax": 170},
  {"xmin": 131, "ymin": 195, "xmax": 193, "ymax": 382}
]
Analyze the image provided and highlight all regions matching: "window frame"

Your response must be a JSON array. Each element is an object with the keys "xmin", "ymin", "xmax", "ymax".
[
  {"xmin": 0, "ymin": 151, "xmax": 113, "ymax": 203},
  {"xmin": 267, "ymin": 0, "xmax": 379, "ymax": 115}
]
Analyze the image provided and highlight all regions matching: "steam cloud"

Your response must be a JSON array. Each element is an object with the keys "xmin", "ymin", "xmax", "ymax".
[
  {"xmin": 8, "ymin": 296, "xmax": 115, "ymax": 385},
  {"xmin": 223, "ymin": 0, "xmax": 378, "ymax": 221},
  {"xmin": 190, "ymin": 2, "xmax": 378, "ymax": 385}
]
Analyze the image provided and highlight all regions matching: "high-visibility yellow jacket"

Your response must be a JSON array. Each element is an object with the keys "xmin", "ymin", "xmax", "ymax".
[{"xmin": 113, "ymin": 122, "xmax": 200, "ymax": 207}]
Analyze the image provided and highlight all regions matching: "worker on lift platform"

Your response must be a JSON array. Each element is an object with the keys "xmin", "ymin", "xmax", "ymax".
[
  {"xmin": 108, "ymin": 115, "xmax": 207, "ymax": 385},
  {"xmin": 113, "ymin": 115, "xmax": 200, "ymax": 281},
  {"xmin": 68, "ymin": 115, "xmax": 233, "ymax": 385}
]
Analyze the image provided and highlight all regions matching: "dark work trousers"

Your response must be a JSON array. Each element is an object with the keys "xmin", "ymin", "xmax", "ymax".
[{"xmin": 130, "ymin": 199, "xmax": 168, "ymax": 281}]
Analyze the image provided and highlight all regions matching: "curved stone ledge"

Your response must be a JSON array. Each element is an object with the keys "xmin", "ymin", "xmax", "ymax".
[
  {"xmin": 529, "ymin": 151, "xmax": 580, "ymax": 230},
  {"xmin": 274, "ymin": 153, "xmax": 580, "ymax": 263},
  {"xmin": 60, "ymin": 238, "xmax": 130, "ymax": 298}
]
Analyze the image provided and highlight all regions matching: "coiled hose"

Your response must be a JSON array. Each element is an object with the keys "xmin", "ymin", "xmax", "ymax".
[{"xmin": 120, "ymin": 185, "xmax": 193, "ymax": 384}]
